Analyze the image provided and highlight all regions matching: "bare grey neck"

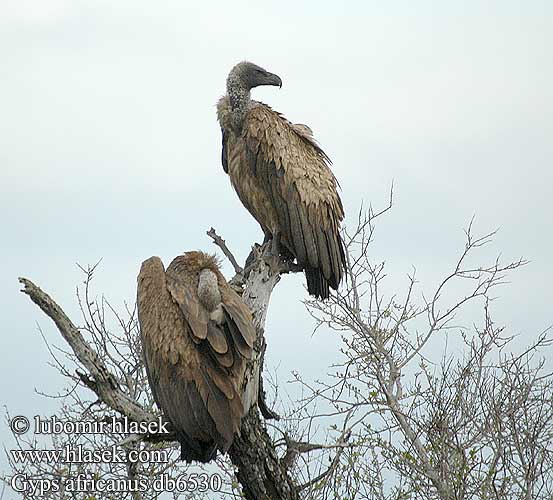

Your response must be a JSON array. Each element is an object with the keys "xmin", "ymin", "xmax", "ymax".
[
  {"xmin": 226, "ymin": 74, "xmax": 251, "ymax": 131},
  {"xmin": 197, "ymin": 269, "xmax": 221, "ymax": 312}
]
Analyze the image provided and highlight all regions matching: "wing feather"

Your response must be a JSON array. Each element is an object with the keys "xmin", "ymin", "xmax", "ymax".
[
  {"xmin": 224, "ymin": 319, "xmax": 252, "ymax": 359},
  {"xmin": 203, "ymin": 361, "xmax": 237, "ymax": 401},
  {"xmin": 206, "ymin": 321, "xmax": 229, "ymax": 354},
  {"xmin": 315, "ymin": 224, "xmax": 332, "ymax": 281},
  {"xmin": 198, "ymin": 368, "xmax": 235, "ymax": 447},
  {"xmin": 214, "ymin": 347, "xmax": 234, "ymax": 368},
  {"xmin": 324, "ymin": 229, "xmax": 340, "ymax": 289},
  {"xmin": 239, "ymin": 103, "xmax": 346, "ymax": 296},
  {"xmin": 166, "ymin": 274, "xmax": 208, "ymax": 341},
  {"xmin": 219, "ymin": 286, "xmax": 256, "ymax": 350},
  {"xmin": 288, "ymin": 201, "xmax": 308, "ymax": 264},
  {"xmin": 296, "ymin": 201, "xmax": 319, "ymax": 268}
]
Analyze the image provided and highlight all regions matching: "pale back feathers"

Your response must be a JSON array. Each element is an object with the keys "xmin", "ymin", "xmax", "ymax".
[
  {"xmin": 137, "ymin": 251, "xmax": 255, "ymax": 462},
  {"xmin": 217, "ymin": 96, "xmax": 346, "ymax": 298}
]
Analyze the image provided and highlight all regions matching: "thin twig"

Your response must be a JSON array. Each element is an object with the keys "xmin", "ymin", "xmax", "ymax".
[{"xmin": 207, "ymin": 227, "xmax": 243, "ymax": 275}]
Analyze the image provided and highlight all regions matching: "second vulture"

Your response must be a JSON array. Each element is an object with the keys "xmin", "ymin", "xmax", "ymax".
[
  {"xmin": 137, "ymin": 251, "xmax": 256, "ymax": 462},
  {"xmin": 217, "ymin": 61, "xmax": 346, "ymax": 300}
]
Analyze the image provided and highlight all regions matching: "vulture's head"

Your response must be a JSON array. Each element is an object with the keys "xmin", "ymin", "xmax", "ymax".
[{"xmin": 227, "ymin": 61, "xmax": 282, "ymax": 92}]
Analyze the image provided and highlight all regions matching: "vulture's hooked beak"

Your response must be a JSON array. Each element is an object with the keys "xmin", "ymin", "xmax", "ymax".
[{"xmin": 268, "ymin": 73, "xmax": 282, "ymax": 89}]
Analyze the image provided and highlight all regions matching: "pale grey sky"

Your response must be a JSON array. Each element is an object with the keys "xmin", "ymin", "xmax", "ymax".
[{"xmin": 1, "ymin": 0, "xmax": 552, "ymax": 495}]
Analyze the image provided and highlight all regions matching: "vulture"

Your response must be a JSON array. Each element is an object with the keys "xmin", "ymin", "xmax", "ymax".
[
  {"xmin": 217, "ymin": 61, "xmax": 346, "ymax": 299},
  {"xmin": 137, "ymin": 251, "xmax": 256, "ymax": 462}
]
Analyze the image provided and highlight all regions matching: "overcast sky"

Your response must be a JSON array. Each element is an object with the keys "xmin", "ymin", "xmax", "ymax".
[{"xmin": 1, "ymin": 0, "xmax": 551, "ymax": 494}]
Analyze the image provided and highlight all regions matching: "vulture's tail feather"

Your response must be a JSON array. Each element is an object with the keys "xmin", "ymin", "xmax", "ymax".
[
  {"xmin": 179, "ymin": 436, "xmax": 217, "ymax": 463},
  {"xmin": 305, "ymin": 266, "xmax": 330, "ymax": 300}
]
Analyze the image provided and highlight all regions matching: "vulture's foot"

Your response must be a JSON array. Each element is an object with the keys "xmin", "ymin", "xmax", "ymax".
[
  {"xmin": 245, "ymin": 238, "xmax": 298, "ymax": 275},
  {"xmin": 270, "ymin": 235, "xmax": 281, "ymax": 257},
  {"xmin": 269, "ymin": 233, "xmax": 294, "ymax": 260},
  {"xmin": 262, "ymin": 232, "xmax": 272, "ymax": 245},
  {"xmin": 279, "ymin": 245, "xmax": 295, "ymax": 262}
]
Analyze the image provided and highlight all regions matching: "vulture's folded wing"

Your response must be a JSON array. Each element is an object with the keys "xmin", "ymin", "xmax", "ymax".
[
  {"xmin": 137, "ymin": 257, "xmax": 244, "ymax": 459},
  {"xmin": 220, "ymin": 285, "xmax": 255, "ymax": 360},
  {"xmin": 244, "ymin": 104, "xmax": 346, "ymax": 290},
  {"xmin": 166, "ymin": 272, "xmax": 209, "ymax": 342},
  {"xmin": 166, "ymin": 268, "xmax": 240, "ymax": 370},
  {"xmin": 137, "ymin": 257, "xmax": 217, "ymax": 458}
]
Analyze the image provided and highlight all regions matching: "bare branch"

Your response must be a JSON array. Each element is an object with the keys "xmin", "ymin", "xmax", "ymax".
[
  {"xmin": 18, "ymin": 277, "xmax": 154, "ymax": 425},
  {"xmin": 207, "ymin": 226, "xmax": 243, "ymax": 275}
]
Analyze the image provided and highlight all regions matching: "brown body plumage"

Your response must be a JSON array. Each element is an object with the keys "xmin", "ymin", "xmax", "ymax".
[
  {"xmin": 217, "ymin": 61, "xmax": 346, "ymax": 299},
  {"xmin": 137, "ymin": 251, "xmax": 255, "ymax": 462}
]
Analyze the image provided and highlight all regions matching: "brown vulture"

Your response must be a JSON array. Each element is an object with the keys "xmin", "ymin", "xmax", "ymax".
[
  {"xmin": 137, "ymin": 251, "xmax": 255, "ymax": 462},
  {"xmin": 217, "ymin": 61, "xmax": 346, "ymax": 299}
]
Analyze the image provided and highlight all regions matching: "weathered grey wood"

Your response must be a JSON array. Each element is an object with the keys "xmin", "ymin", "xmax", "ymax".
[
  {"xmin": 239, "ymin": 252, "xmax": 282, "ymax": 413},
  {"xmin": 227, "ymin": 249, "xmax": 299, "ymax": 500}
]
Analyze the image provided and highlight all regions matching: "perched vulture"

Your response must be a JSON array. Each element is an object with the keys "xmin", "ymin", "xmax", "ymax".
[
  {"xmin": 137, "ymin": 251, "xmax": 256, "ymax": 462},
  {"xmin": 217, "ymin": 61, "xmax": 346, "ymax": 299}
]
